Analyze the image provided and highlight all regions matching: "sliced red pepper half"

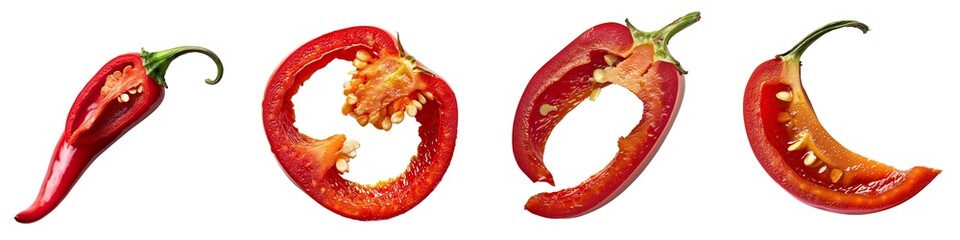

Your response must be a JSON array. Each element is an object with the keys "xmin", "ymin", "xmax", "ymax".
[
  {"xmin": 513, "ymin": 12, "xmax": 699, "ymax": 218},
  {"xmin": 15, "ymin": 46, "xmax": 223, "ymax": 223},
  {"xmin": 262, "ymin": 26, "xmax": 458, "ymax": 220},
  {"xmin": 743, "ymin": 21, "xmax": 940, "ymax": 214}
]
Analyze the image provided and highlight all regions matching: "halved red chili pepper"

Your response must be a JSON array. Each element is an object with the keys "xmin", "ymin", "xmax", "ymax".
[
  {"xmin": 262, "ymin": 26, "xmax": 458, "ymax": 220},
  {"xmin": 512, "ymin": 12, "xmax": 699, "ymax": 218},
  {"xmin": 14, "ymin": 46, "xmax": 224, "ymax": 223},
  {"xmin": 743, "ymin": 21, "xmax": 940, "ymax": 214}
]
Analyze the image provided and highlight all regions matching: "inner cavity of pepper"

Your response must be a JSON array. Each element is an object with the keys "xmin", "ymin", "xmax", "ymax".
[
  {"xmin": 766, "ymin": 84, "xmax": 844, "ymax": 185},
  {"xmin": 765, "ymin": 83, "xmax": 901, "ymax": 194},
  {"xmin": 68, "ymin": 65, "xmax": 147, "ymax": 145},
  {"xmin": 289, "ymin": 48, "xmax": 422, "ymax": 184}
]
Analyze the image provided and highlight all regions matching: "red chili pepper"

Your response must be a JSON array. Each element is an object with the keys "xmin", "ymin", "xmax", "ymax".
[
  {"xmin": 262, "ymin": 26, "xmax": 458, "ymax": 220},
  {"xmin": 743, "ymin": 21, "xmax": 940, "ymax": 214},
  {"xmin": 14, "ymin": 46, "xmax": 224, "ymax": 223},
  {"xmin": 512, "ymin": 12, "xmax": 699, "ymax": 218}
]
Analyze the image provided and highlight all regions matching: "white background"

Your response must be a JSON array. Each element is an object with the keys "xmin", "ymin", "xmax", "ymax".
[{"xmin": 2, "ymin": 0, "xmax": 957, "ymax": 239}]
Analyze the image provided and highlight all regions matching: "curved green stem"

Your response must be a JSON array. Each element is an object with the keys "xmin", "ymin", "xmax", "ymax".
[
  {"xmin": 627, "ymin": 11, "xmax": 700, "ymax": 74},
  {"xmin": 141, "ymin": 46, "xmax": 224, "ymax": 88},
  {"xmin": 779, "ymin": 21, "xmax": 869, "ymax": 61}
]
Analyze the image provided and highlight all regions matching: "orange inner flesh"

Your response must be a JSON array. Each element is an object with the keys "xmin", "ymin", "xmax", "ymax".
[
  {"xmin": 295, "ymin": 134, "xmax": 347, "ymax": 187},
  {"xmin": 312, "ymin": 49, "xmax": 436, "ymax": 178},
  {"xmin": 596, "ymin": 43, "xmax": 654, "ymax": 96},
  {"xmin": 67, "ymin": 65, "xmax": 146, "ymax": 144},
  {"xmin": 342, "ymin": 49, "xmax": 430, "ymax": 131},
  {"xmin": 774, "ymin": 63, "xmax": 904, "ymax": 194}
]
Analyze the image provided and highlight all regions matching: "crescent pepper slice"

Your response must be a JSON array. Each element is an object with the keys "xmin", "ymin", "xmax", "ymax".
[
  {"xmin": 262, "ymin": 26, "xmax": 458, "ymax": 220},
  {"xmin": 513, "ymin": 12, "xmax": 699, "ymax": 218},
  {"xmin": 743, "ymin": 21, "xmax": 940, "ymax": 214}
]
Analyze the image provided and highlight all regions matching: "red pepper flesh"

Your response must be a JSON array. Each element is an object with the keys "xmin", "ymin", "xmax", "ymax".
[
  {"xmin": 262, "ymin": 26, "xmax": 458, "ymax": 220},
  {"xmin": 513, "ymin": 12, "xmax": 699, "ymax": 218},
  {"xmin": 15, "ymin": 46, "xmax": 224, "ymax": 223},
  {"xmin": 743, "ymin": 21, "xmax": 940, "ymax": 214}
]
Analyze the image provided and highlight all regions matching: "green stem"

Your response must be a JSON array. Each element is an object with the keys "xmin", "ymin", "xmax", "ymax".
[
  {"xmin": 141, "ymin": 46, "xmax": 224, "ymax": 88},
  {"xmin": 627, "ymin": 11, "xmax": 700, "ymax": 74},
  {"xmin": 779, "ymin": 21, "xmax": 869, "ymax": 61},
  {"xmin": 394, "ymin": 33, "xmax": 435, "ymax": 76}
]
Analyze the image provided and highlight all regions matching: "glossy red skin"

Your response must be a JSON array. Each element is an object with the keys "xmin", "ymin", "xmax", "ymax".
[
  {"xmin": 513, "ymin": 23, "xmax": 683, "ymax": 218},
  {"xmin": 262, "ymin": 26, "xmax": 458, "ymax": 220},
  {"xmin": 16, "ymin": 54, "xmax": 164, "ymax": 223},
  {"xmin": 744, "ymin": 58, "xmax": 940, "ymax": 214}
]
